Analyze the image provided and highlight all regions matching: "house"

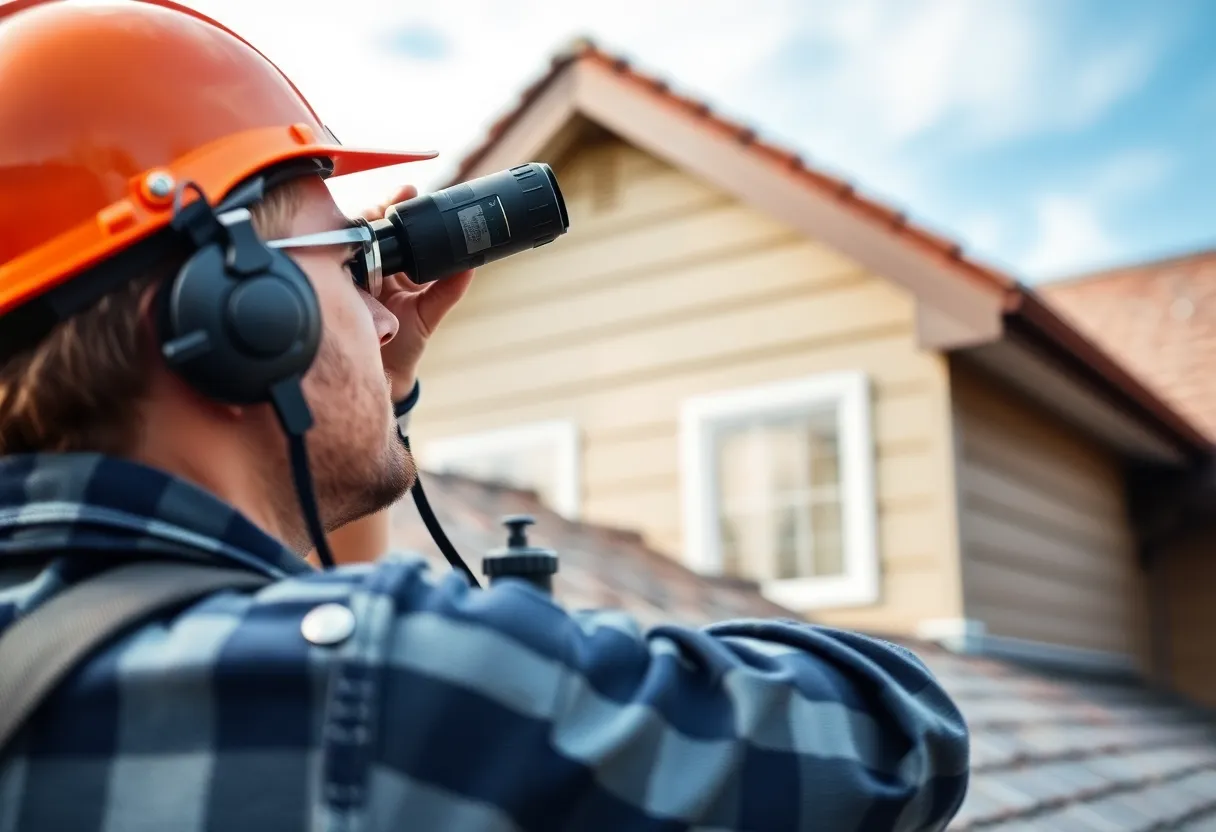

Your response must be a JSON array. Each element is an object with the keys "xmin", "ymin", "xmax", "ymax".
[
  {"xmin": 407, "ymin": 38, "xmax": 1216, "ymax": 709},
  {"xmin": 390, "ymin": 472, "xmax": 1216, "ymax": 830},
  {"xmin": 1041, "ymin": 248, "xmax": 1216, "ymax": 714}
]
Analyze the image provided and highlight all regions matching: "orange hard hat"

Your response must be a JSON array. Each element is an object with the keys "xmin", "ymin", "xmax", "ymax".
[{"xmin": 0, "ymin": 0, "xmax": 436, "ymax": 320}]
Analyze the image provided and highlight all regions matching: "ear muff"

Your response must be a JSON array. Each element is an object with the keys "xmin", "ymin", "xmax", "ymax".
[{"xmin": 157, "ymin": 204, "xmax": 321, "ymax": 406}]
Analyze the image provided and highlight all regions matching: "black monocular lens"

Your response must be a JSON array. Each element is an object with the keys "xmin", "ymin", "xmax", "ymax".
[{"xmin": 368, "ymin": 162, "xmax": 569, "ymax": 285}]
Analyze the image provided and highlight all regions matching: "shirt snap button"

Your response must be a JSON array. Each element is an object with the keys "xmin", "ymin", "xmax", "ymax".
[{"xmin": 301, "ymin": 603, "xmax": 356, "ymax": 646}]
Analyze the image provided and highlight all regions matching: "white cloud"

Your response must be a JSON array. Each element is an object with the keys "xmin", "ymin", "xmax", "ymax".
[
  {"xmin": 854, "ymin": 0, "xmax": 1040, "ymax": 145},
  {"xmin": 1021, "ymin": 195, "xmax": 1118, "ymax": 278},
  {"xmin": 1014, "ymin": 147, "xmax": 1174, "ymax": 279},
  {"xmin": 182, "ymin": 0, "xmax": 798, "ymax": 214},
  {"xmin": 776, "ymin": 0, "xmax": 1160, "ymax": 152},
  {"xmin": 1089, "ymin": 149, "xmax": 1176, "ymax": 198}
]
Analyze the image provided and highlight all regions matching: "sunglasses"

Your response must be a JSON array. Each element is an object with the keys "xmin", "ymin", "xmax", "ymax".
[{"xmin": 266, "ymin": 218, "xmax": 385, "ymax": 298}]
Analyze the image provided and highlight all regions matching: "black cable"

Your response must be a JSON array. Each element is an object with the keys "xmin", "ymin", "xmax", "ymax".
[
  {"xmin": 264, "ymin": 372, "xmax": 477, "ymax": 582},
  {"xmin": 267, "ymin": 378, "xmax": 336, "ymax": 570},
  {"xmin": 399, "ymin": 430, "xmax": 480, "ymax": 588},
  {"xmin": 287, "ymin": 433, "xmax": 336, "ymax": 569}
]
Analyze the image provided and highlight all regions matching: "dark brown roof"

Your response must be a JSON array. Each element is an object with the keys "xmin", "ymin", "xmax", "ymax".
[
  {"xmin": 392, "ymin": 472, "xmax": 1216, "ymax": 830},
  {"xmin": 444, "ymin": 37, "xmax": 1212, "ymax": 458},
  {"xmin": 1042, "ymin": 247, "xmax": 1216, "ymax": 442}
]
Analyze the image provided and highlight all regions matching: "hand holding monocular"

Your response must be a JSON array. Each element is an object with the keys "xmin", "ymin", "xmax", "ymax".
[
  {"xmin": 270, "ymin": 162, "xmax": 569, "ymax": 594},
  {"xmin": 272, "ymin": 162, "xmax": 569, "ymax": 295}
]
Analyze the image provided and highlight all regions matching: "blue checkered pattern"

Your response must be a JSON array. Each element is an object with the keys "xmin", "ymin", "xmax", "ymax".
[{"xmin": 0, "ymin": 452, "xmax": 969, "ymax": 830}]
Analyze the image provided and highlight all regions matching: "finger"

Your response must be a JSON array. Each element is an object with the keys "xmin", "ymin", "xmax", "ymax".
[
  {"xmin": 386, "ymin": 183, "xmax": 419, "ymax": 205},
  {"xmin": 415, "ymin": 270, "xmax": 475, "ymax": 336},
  {"xmin": 381, "ymin": 270, "xmax": 424, "ymax": 298},
  {"xmin": 358, "ymin": 184, "xmax": 419, "ymax": 221}
]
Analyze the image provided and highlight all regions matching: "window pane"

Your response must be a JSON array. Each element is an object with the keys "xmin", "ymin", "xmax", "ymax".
[
  {"xmin": 768, "ymin": 424, "xmax": 809, "ymax": 492},
  {"xmin": 716, "ymin": 427, "xmax": 773, "ymax": 581},
  {"xmin": 716, "ymin": 428, "xmax": 763, "ymax": 514},
  {"xmin": 719, "ymin": 514, "xmax": 743, "ymax": 577},
  {"xmin": 719, "ymin": 510, "xmax": 773, "ymax": 581},
  {"xmin": 774, "ymin": 502, "xmax": 802, "ymax": 579},
  {"xmin": 711, "ymin": 404, "xmax": 846, "ymax": 582},
  {"xmin": 807, "ymin": 422, "xmax": 845, "ymax": 578},
  {"xmin": 808, "ymin": 428, "xmax": 840, "ymax": 488},
  {"xmin": 810, "ymin": 500, "xmax": 844, "ymax": 576}
]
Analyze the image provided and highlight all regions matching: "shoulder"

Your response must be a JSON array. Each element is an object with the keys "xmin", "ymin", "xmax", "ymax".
[
  {"xmin": 39, "ymin": 554, "xmax": 454, "ymax": 707},
  {"xmin": 166, "ymin": 550, "xmax": 456, "ymax": 648},
  {"xmin": 18, "ymin": 552, "xmax": 447, "ymax": 758}
]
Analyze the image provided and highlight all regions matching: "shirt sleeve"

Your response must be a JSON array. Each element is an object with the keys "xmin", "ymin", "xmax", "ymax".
[{"xmin": 354, "ymin": 557, "xmax": 970, "ymax": 832}]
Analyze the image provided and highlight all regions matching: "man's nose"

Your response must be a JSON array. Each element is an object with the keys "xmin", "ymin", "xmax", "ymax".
[{"xmin": 373, "ymin": 299, "xmax": 400, "ymax": 346}]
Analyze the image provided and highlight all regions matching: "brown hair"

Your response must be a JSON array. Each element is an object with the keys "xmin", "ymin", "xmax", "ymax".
[{"xmin": 0, "ymin": 178, "xmax": 307, "ymax": 457}]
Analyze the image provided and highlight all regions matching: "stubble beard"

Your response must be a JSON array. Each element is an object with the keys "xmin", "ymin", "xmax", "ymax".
[{"xmin": 264, "ymin": 338, "xmax": 417, "ymax": 551}]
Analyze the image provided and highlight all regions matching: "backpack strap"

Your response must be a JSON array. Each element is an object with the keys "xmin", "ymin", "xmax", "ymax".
[{"xmin": 0, "ymin": 559, "xmax": 272, "ymax": 756}]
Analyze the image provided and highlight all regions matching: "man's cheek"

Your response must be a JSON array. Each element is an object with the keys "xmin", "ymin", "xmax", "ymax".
[{"xmin": 320, "ymin": 286, "xmax": 369, "ymax": 339}]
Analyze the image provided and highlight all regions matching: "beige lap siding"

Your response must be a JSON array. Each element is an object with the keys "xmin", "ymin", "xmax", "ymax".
[{"xmin": 413, "ymin": 136, "xmax": 966, "ymax": 634}]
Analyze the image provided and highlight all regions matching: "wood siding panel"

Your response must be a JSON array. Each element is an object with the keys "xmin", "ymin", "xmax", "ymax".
[
  {"xmin": 951, "ymin": 361, "xmax": 1150, "ymax": 663},
  {"xmin": 411, "ymin": 135, "xmax": 964, "ymax": 633},
  {"xmin": 1160, "ymin": 527, "xmax": 1216, "ymax": 707}
]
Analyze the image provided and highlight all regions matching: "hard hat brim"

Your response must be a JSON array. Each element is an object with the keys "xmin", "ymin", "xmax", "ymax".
[
  {"xmin": 0, "ymin": 125, "xmax": 438, "ymax": 318},
  {"xmin": 327, "ymin": 146, "xmax": 440, "ymax": 177}
]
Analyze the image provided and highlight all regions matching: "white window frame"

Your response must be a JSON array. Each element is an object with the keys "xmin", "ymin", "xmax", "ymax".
[
  {"xmin": 418, "ymin": 420, "xmax": 581, "ymax": 520},
  {"xmin": 679, "ymin": 371, "xmax": 879, "ymax": 611}
]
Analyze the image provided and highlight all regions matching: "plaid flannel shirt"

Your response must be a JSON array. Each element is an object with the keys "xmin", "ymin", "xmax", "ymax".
[{"xmin": 0, "ymin": 452, "xmax": 969, "ymax": 831}]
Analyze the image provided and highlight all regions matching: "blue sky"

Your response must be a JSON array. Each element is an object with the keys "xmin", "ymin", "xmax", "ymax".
[
  {"xmin": 193, "ymin": 0, "xmax": 1215, "ymax": 285},
  {"xmin": 720, "ymin": 0, "xmax": 1216, "ymax": 282}
]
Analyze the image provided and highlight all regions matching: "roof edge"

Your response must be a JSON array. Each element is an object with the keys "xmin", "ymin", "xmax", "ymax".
[
  {"xmin": 444, "ymin": 39, "xmax": 591, "ymax": 186},
  {"xmin": 1004, "ymin": 288, "xmax": 1213, "ymax": 457}
]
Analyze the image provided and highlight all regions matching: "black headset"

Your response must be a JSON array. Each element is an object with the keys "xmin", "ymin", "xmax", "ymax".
[
  {"xmin": 156, "ymin": 174, "xmax": 334, "ymax": 565},
  {"xmin": 158, "ymin": 180, "xmax": 320, "ymax": 427}
]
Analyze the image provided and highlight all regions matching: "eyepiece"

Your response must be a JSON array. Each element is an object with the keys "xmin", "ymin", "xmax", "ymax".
[{"xmin": 366, "ymin": 162, "xmax": 569, "ymax": 285}]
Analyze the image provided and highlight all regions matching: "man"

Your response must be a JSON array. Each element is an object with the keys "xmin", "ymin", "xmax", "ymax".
[{"xmin": 0, "ymin": 1, "xmax": 970, "ymax": 830}]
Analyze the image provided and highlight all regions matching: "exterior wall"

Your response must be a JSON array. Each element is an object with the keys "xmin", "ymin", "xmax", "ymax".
[
  {"xmin": 410, "ymin": 131, "xmax": 965, "ymax": 634},
  {"xmin": 950, "ymin": 359, "xmax": 1152, "ymax": 665},
  {"xmin": 1158, "ymin": 524, "xmax": 1216, "ymax": 707}
]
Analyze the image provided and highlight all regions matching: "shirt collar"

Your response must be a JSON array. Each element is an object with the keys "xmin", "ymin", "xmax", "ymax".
[{"xmin": 0, "ymin": 452, "xmax": 314, "ymax": 578}]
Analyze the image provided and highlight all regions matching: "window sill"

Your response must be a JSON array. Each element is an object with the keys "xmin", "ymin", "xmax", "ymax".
[{"xmin": 757, "ymin": 573, "xmax": 880, "ymax": 612}]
